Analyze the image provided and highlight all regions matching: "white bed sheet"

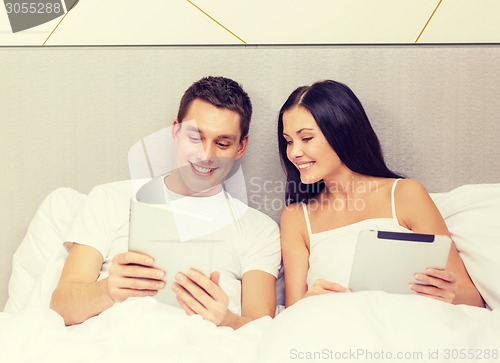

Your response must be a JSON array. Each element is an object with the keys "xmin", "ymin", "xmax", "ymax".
[
  {"xmin": 2, "ymin": 184, "xmax": 499, "ymax": 362},
  {"xmin": 1, "ymin": 291, "xmax": 499, "ymax": 363},
  {"xmin": 259, "ymin": 293, "xmax": 500, "ymax": 363}
]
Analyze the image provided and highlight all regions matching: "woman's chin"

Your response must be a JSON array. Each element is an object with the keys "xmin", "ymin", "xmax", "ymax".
[{"xmin": 300, "ymin": 175, "xmax": 320, "ymax": 184}]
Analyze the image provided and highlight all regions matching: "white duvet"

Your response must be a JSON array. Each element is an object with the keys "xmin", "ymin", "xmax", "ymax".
[
  {"xmin": 1, "ymin": 292, "xmax": 499, "ymax": 363},
  {"xmin": 2, "ymin": 183, "xmax": 500, "ymax": 362}
]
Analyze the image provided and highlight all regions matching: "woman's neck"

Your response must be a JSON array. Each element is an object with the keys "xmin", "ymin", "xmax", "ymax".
[{"xmin": 322, "ymin": 170, "xmax": 373, "ymax": 199}]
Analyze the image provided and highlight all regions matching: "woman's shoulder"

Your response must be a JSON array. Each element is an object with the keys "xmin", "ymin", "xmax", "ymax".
[
  {"xmin": 395, "ymin": 178, "xmax": 429, "ymax": 200},
  {"xmin": 280, "ymin": 201, "xmax": 305, "ymax": 220}
]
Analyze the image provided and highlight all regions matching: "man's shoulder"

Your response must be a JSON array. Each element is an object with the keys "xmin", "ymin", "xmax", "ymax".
[
  {"xmin": 227, "ymin": 194, "xmax": 279, "ymax": 229},
  {"xmin": 89, "ymin": 179, "xmax": 147, "ymax": 196},
  {"xmin": 85, "ymin": 179, "xmax": 150, "ymax": 207}
]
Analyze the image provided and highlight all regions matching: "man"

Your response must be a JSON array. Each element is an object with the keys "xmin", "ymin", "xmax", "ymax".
[{"xmin": 50, "ymin": 76, "xmax": 281, "ymax": 329}]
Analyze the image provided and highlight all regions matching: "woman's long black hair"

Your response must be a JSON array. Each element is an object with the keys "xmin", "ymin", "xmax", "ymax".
[{"xmin": 277, "ymin": 80, "xmax": 403, "ymax": 205}]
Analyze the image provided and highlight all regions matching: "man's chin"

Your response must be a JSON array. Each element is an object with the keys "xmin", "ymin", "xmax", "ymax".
[{"xmin": 181, "ymin": 175, "xmax": 224, "ymax": 196}]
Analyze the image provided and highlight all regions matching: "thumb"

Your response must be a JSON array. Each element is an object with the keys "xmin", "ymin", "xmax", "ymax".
[{"xmin": 210, "ymin": 271, "xmax": 220, "ymax": 285}]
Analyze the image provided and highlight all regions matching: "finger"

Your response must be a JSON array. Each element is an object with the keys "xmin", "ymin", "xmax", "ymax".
[
  {"xmin": 210, "ymin": 271, "xmax": 220, "ymax": 285},
  {"xmin": 410, "ymin": 283, "xmax": 447, "ymax": 298},
  {"xmin": 424, "ymin": 269, "xmax": 456, "ymax": 283},
  {"xmin": 187, "ymin": 269, "xmax": 225, "ymax": 301},
  {"xmin": 305, "ymin": 287, "xmax": 333, "ymax": 297},
  {"xmin": 174, "ymin": 273, "xmax": 214, "ymax": 307},
  {"xmin": 113, "ymin": 251, "xmax": 155, "ymax": 267},
  {"xmin": 176, "ymin": 295, "xmax": 196, "ymax": 316},
  {"xmin": 414, "ymin": 273, "xmax": 450, "ymax": 290},
  {"xmin": 172, "ymin": 282, "xmax": 206, "ymax": 314},
  {"xmin": 117, "ymin": 276, "xmax": 165, "ymax": 291},
  {"xmin": 118, "ymin": 264, "xmax": 165, "ymax": 281},
  {"xmin": 315, "ymin": 279, "xmax": 349, "ymax": 292},
  {"xmin": 413, "ymin": 291, "xmax": 448, "ymax": 302},
  {"xmin": 108, "ymin": 286, "xmax": 158, "ymax": 302}
]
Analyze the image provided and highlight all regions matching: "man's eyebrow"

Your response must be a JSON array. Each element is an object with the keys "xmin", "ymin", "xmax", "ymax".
[
  {"xmin": 186, "ymin": 125, "xmax": 200, "ymax": 133},
  {"xmin": 218, "ymin": 134, "xmax": 238, "ymax": 141},
  {"xmin": 185, "ymin": 125, "xmax": 237, "ymax": 141}
]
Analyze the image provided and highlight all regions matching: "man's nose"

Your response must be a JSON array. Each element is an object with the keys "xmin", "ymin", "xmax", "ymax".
[{"xmin": 200, "ymin": 141, "xmax": 216, "ymax": 162}]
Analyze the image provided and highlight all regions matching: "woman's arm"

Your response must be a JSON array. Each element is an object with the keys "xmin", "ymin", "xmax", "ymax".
[
  {"xmin": 396, "ymin": 179, "xmax": 485, "ymax": 307},
  {"xmin": 280, "ymin": 204, "xmax": 310, "ymax": 307}
]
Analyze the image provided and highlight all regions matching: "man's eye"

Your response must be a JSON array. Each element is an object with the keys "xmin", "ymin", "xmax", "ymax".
[
  {"xmin": 189, "ymin": 136, "xmax": 201, "ymax": 142},
  {"xmin": 217, "ymin": 142, "xmax": 230, "ymax": 148}
]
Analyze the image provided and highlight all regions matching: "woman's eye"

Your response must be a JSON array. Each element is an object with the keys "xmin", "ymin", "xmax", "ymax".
[
  {"xmin": 189, "ymin": 136, "xmax": 201, "ymax": 142},
  {"xmin": 302, "ymin": 137, "xmax": 313, "ymax": 142},
  {"xmin": 285, "ymin": 140, "xmax": 293, "ymax": 145}
]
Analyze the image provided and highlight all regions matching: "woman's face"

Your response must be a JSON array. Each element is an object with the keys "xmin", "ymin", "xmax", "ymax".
[{"xmin": 282, "ymin": 106, "xmax": 343, "ymax": 184}]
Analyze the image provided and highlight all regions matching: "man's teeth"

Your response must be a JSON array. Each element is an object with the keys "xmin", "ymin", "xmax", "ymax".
[
  {"xmin": 298, "ymin": 162, "xmax": 314, "ymax": 169},
  {"xmin": 193, "ymin": 164, "xmax": 212, "ymax": 173}
]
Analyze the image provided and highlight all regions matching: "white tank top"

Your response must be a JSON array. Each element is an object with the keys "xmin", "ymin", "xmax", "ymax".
[{"xmin": 303, "ymin": 179, "xmax": 411, "ymax": 288}]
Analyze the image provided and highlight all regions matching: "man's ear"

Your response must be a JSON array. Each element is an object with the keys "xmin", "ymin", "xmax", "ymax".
[
  {"xmin": 235, "ymin": 135, "xmax": 248, "ymax": 160},
  {"xmin": 171, "ymin": 120, "xmax": 181, "ymax": 142}
]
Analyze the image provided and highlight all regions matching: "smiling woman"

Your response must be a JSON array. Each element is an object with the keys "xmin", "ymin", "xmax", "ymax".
[{"xmin": 277, "ymin": 80, "xmax": 486, "ymax": 309}]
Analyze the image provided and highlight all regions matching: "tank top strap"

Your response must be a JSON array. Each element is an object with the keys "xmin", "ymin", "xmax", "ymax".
[
  {"xmin": 391, "ymin": 178, "xmax": 402, "ymax": 220},
  {"xmin": 301, "ymin": 202, "xmax": 313, "ymax": 239}
]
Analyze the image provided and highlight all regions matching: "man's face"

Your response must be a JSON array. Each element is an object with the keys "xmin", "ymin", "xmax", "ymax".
[{"xmin": 172, "ymin": 98, "xmax": 248, "ymax": 196}]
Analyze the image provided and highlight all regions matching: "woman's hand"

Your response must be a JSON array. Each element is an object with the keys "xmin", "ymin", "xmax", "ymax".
[
  {"xmin": 410, "ymin": 268, "xmax": 457, "ymax": 303},
  {"xmin": 172, "ymin": 269, "xmax": 230, "ymax": 326},
  {"xmin": 304, "ymin": 279, "xmax": 350, "ymax": 298}
]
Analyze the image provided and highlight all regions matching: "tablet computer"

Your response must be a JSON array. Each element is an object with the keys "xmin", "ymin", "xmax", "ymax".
[
  {"xmin": 128, "ymin": 198, "xmax": 222, "ymax": 307},
  {"xmin": 348, "ymin": 230, "xmax": 452, "ymax": 294}
]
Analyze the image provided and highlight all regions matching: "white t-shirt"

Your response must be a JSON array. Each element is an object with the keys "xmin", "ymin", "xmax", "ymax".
[{"xmin": 65, "ymin": 178, "xmax": 281, "ymax": 315}]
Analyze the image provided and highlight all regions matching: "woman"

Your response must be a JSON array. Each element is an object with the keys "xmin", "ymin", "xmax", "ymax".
[{"xmin": 278, "ymin": 80, "xmax": 484, "ymax": 308}]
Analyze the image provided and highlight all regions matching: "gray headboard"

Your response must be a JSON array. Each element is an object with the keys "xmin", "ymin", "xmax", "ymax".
[{"xmin": 1, "ymin": 44, "xmax": 499, "ymax": 308}]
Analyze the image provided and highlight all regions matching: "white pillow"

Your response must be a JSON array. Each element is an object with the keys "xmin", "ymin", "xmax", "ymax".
[
  {"xmin": 431, "ymin": 183, "xmax": 500, "ymax": 310},
  {"xmin": 3, "ymin": 188, "xmax": 87, "ymax": 313}
]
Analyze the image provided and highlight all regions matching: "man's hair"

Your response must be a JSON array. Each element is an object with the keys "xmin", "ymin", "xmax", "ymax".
[{"xmin": 177, "ymin": 76, "xmax": 252, "ymax": 140}]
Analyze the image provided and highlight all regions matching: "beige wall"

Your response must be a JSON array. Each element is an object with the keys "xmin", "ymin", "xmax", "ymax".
[{"xmin": 1, "ymin": 45, "xmax": 499, "ymax": 308}]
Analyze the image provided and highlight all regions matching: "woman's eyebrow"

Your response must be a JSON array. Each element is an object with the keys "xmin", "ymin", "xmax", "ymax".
[{"xmin": 296, "ymin": 128, "xmax": 314, "ymax": 134}]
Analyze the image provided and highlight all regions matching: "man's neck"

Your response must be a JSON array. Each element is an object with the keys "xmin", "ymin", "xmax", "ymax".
[{"xmin": 163, "ymin": 173, "xmax": 223, "ymax": 198}]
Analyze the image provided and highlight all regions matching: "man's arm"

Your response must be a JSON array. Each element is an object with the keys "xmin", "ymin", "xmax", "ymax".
[
  {"xmin": 50, "ymin": 243, "xmax": 166, "ymax": 326},
  {"xmin": 231, "ymin": 270, "xmax": 277, "ymax": 327}
]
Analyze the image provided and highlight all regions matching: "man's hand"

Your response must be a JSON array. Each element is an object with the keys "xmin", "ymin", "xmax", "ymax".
[
  {"xmin": 106, "ymin": 251, "xmax": 166, "ymax": 302},
  {"xmin": 304, "ymin": 279, "xmax": 350, "ymax": 298},
  {"xmin": 410, "ymin": 268, "xmax": 457, "ymax": 303},
  {"xmin": 172, "ymin": 269, "xmax": 230, "ymax": 326}
]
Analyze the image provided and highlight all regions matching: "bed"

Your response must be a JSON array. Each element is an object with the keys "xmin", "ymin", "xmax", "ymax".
[{"xmin": 1, "ymin": 45, "xmax": 499, "ymax": 362}]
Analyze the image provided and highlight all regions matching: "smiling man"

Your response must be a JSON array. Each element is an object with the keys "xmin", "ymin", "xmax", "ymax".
[{"xmin": 50, "ymin": 77, "xmax": 281, "ymax": 329}]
